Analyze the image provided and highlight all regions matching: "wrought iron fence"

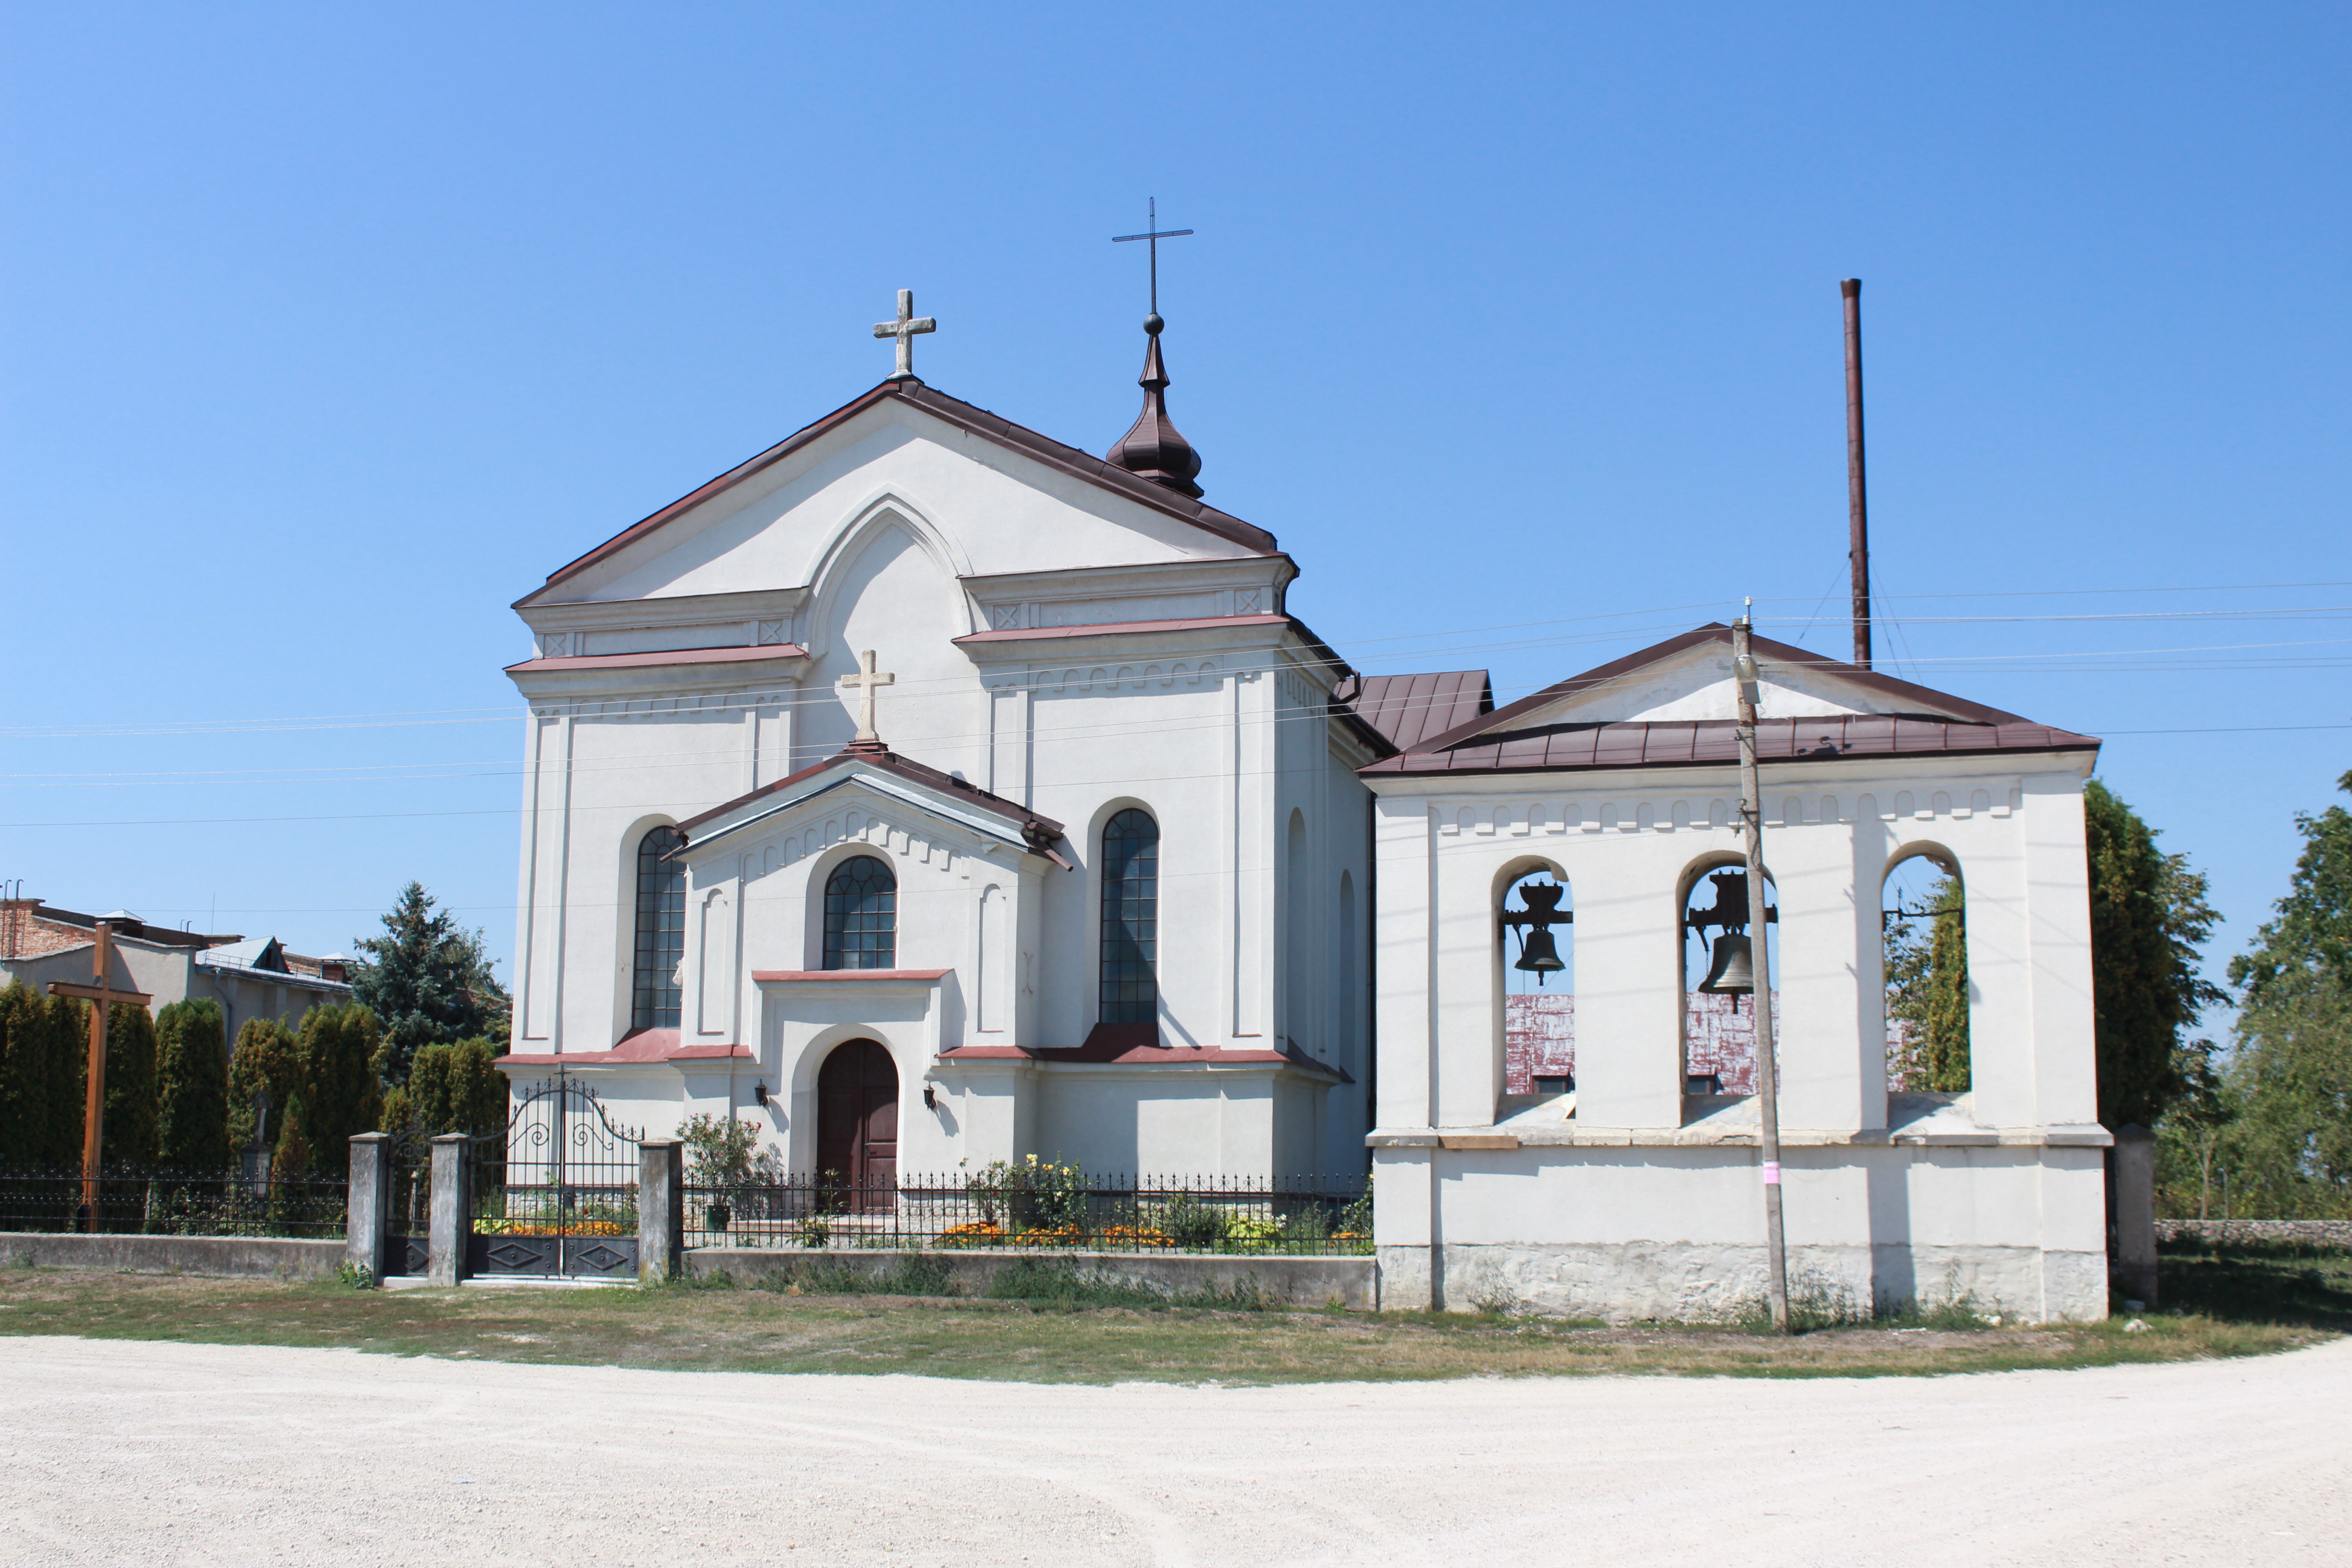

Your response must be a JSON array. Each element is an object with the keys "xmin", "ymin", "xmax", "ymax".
[
  {"xmin": 0, "ymin": 1162, "xmax": 348, "ymax": 1239},
  {"xmin": 679, "ymin": 1171, "xmax": 1372, "ymax": 1255},
  {"xmin": 465, "ymin": 1076, "xmax": 643, "ymax": 1278}
]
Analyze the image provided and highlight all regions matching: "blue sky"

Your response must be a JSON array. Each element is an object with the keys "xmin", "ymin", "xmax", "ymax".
[{"xmin": 3, "ymin": 3, "xmax": 2344, "ymax": 1007}]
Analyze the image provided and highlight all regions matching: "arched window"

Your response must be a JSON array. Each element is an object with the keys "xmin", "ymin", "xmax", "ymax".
[
  {"xmin": 822, "ymin": 856, "xmax": 897, "ymax": 970},
  {"xmin": 632, "ymin": 825, "xmax": 686, "ymax": 1030},
  {"xmin": 1098, "ymin": 808, "xmax": 1159, "ymax": 1024},
  {"xmin": 1884, "ymin": 849, "xmax": 1968, "ymax": 1092},
  {"xmin": 1501, "ymin": 869, "xmax": 1573, "ymax": 1095},
  {"xmin": 1680, "ymin": 861, "xmax": 1777, "ymax": 1097}
]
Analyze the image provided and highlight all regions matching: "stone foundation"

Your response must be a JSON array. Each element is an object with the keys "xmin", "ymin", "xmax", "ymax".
[{"xmin": 1380, "ymin": 1241, "xmax": 2108, "ymax": 1323}]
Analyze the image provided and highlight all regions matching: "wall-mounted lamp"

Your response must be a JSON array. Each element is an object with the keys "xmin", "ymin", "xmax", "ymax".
[
  {"xmin": 922, "ymin": 1084, "xmax": 937, "ymax": 1110},
  {"xmin": 753, "ymin": 1082, "xmax": 769, "ymax": 1107}
]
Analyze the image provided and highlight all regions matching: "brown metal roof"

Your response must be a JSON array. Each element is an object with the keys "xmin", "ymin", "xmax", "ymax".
[
  {"xmin": 1360, "ymin": 714, "xmax": 2101, "ymax": 777},
  {"xmin": 674, "ymin": 742, "xmax": 1068, "ymax": 854},
  {"xmin": 1361, "ymin": 625, "xmax": 2099, "ymax": 779},
  {"xmin": 1335, "ymin": 670, "xmax": 1493, "ymax": 751},
  {"xmin": 520, "ymin": 378, "xmax": 1279, "ymax": 607},
  {"xmin": 1410, "ymin": 624, "xmax": 2036, "ymax": 758}
]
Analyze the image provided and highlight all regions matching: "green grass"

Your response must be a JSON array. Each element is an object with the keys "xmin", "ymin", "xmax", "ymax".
[{"xmin": 0, "ymin": 1241, "xmax": 2333, "ymax": 1386}]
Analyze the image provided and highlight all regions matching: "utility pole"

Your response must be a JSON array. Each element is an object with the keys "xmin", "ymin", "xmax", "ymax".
[
  {"xmin": 1842, "ymin": 279, "xmax": 1872, "ymax": 671},
  {"xmin": 1734, "ymin": 605, "xmax": 1791, "ymax": 1331}
]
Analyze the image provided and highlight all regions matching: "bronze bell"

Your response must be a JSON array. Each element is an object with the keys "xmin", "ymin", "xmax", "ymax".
[
  {"xmin": 1697, "ymin": 932, "xmax": 1755, "ymax": 994},
  {"xmin": 1514, "ymin": 928, "xmax": 1566, "ymax": 984}
]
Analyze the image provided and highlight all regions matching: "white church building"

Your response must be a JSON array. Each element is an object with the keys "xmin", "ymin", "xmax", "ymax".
[{"xmin": 495, "ymin": 300, "xmax": 2112, "ymax": 1320}]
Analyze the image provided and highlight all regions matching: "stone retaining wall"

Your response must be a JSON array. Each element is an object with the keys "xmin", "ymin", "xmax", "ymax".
[
  {"xmin": 0, "ymin": 1231, "xmax": 345, "ymax": 1279},
  {"xmin": 683, "ymin": 1247, "xmax": 1379, "ymax": 1308},
  {"xmin": 2156, "ymin": 1219, "xmax": 2352, "ymax": 1249}
]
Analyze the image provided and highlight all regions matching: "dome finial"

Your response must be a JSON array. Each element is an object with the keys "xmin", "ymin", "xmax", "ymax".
[{"xmin": 1107, "ymin": 201, "xmax": 1204, "ymax": 499}]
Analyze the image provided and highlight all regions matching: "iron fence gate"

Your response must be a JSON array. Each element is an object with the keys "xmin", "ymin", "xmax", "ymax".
[
  {"xmin": 386, "ymin": 1129, "xmax": 432, "ymax": 1277},
  {"xmin": 466, "ymin": 1077, "xmax": 642, "ymax": 1279}
]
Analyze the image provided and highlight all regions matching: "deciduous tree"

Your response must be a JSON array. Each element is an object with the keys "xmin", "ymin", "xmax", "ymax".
[{"xmin": 2086, "ymin": 779, "xmax": 2225, "ymax": 1129}]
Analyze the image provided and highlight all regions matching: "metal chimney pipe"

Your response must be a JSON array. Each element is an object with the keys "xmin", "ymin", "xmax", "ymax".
[{"xmin": 1842, "ymin": 279, "xmax": 1872, "ymax": 671}]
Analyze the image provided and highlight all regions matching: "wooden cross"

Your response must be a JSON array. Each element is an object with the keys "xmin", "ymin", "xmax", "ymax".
[
  {"xmin": 871, "ymin": 289, "xmax": 936, "ymax": 380},
  {"xmin": 47, "ymin": 921, "xmax": 152, "ymax": 1230},
  {"xmin": 838, "ymin": 648, "xmax": 896, "ymax": 748}
]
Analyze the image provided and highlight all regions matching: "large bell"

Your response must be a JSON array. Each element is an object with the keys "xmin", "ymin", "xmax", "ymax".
[
  {"xmin": 1697, "ymin": 932, "xmax": 1755, "ymax": 995},
  {"xmin": 1514, "ymin": 928, "xmax": 1566, "ymax": 984}
]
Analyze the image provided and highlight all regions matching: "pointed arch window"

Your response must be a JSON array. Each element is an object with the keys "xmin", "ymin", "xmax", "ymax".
[
  {"xmin": 1099, "ymin": 808, "xmax": 1160, "ymax": 1024},
  {"xmin": 823, "ymin": 856, "xmax": 897, "ymax": 970},
  {"xmin": 632, "ymin": 826, "xmax": 686, "ymax": 1030}
]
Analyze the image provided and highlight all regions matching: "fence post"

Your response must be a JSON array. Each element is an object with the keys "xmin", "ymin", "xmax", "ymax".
[
  {"xmin": 639, "ymin": 1139, "xmax": 683, "ymax": 1283},
  {"xmin": 427, "ymin": 1134, "xmax": 471, "ymax": 1288},
  {"xmin": 346, "ymin": 1132, "xmax": 392, "ymax": 1278},
  {"xmin": 2112, "ymin": 1123, "xmax": 2158, "ymax": 1308}
]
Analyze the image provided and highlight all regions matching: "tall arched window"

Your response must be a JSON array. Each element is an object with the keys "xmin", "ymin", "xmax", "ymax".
[
  {"xmin": 632, "ymin": 825, "xmax": 686, "ymax": 1030},
  {"xmin": 1098, "ymin": 808, "xmax": 1159, "ymax": 1024},
  {"xmin": 823, "ymin": 855, "xmax": 897, "ymax": 970},
  {"xmin": 1884, "ymin": 849, "xmax": 1968, "ymax": 1092}
]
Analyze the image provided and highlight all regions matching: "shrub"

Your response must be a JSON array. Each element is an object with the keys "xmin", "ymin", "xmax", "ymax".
[{"xmin": 100, "ymin": 1001, "xmax": 160, "ymax": 1166}]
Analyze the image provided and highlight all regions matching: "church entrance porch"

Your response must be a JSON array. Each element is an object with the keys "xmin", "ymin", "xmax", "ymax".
[{"xmin": 817, "ymin": 1039, "xmax": 899, "ymax": 1213}]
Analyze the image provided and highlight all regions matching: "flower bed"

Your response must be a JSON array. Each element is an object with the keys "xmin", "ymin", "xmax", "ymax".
[{"xmin": 475, "ymin": 1218, "xmax": 631, "ymax": 1237}]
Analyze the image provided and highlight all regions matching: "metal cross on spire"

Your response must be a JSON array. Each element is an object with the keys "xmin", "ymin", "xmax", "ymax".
[
  {"xmin": 872, "ymin": 289, "xmax": 936, "ymax": 380},
  {"xmin": 838, "ymin": 648, "xmax": 896, "ymax": 750},
  {"xmin": 1112, "ymin": 197, "xmax": 1194, "ymax": 318}
]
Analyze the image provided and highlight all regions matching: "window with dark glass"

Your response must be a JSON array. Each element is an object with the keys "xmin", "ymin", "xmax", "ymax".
[
  {"xmin": 823, "ymin": 856, "xmax": 898, "ymax": 970},
  {"xmin": 1098, "ymin": 808, "xmax": 1159, "ymax": 1023},
  {"xmin": 632, "ymin": 825, "xmax": 686, "ymax": 1029}
]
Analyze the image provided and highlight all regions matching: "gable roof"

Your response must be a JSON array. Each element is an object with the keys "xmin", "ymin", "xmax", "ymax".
[
  {"xmin": 520, "ymin": 377, "xmax": 1279, "ymax": 608},
  {"xmin": 675, "ymin": 742, "xmax": 1069, "ymax": 864},
  {"xmin": 1361, "ymin": 625, "xmax": 2100, "ymax": 779},
  {"xmin": 1335, "ymin": 670, "xmax": 1493, "ymax": 751}
]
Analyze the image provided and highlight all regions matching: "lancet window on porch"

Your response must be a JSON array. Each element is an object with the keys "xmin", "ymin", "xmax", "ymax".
[
  {"xmin": 1098, "ymin": 808, "xmax": 1159, "ymax": 1024},
  {"xmin": 631, "ymin": 825, "xmax": 686, "ymax": 1030},
  {"xmin": 823, "ymin": 855, "xmax": 898, "ymax": 970}
]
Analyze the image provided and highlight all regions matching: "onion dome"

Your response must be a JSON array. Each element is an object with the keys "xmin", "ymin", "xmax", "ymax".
[{"xmin": 1105, "ymin": 313, "xmax": 1204, "ymax": 499}]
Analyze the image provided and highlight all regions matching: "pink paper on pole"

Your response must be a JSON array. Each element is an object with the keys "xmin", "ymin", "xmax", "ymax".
[{"xmin": 1761, "ymin": 1161, "xmax": 1781, "ymax": 1185}]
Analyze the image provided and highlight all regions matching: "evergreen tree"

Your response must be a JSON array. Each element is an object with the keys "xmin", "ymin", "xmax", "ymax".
[
  {"xmin": 42, "ymin": 995, "xmax": 87, "ymax": 1167},
  {"xmin": 405, "ymin": 1037, "xmax": 508, "ymax": 1136},
  {"xmin": 295, "ymin": 1003, "xmax": 382, "ymax": 1170},
  {"xmin": 226, "ymin": 1017, "xmax": 302, "ymax": 1152},
  {"xmin": 0, "ymin": 980, "xmax": 39, "ymax": 1159},
  {"xmin": 2085, "ymin": 779, "xmax": 2225, "ymax": 1129},
  {"xmin": 155, "ymin": 999, "xmax": 231, "ymax": 1169},
  {"xmin": 100, "ymin": 1001, "xmax": 160, "ymax": 1166},
  {"xmin": 351, "ymin": 883, "xmax": 510, "ymax": 1083},
  {"xmin": 270, "ymin": 1088, "xmax": 313, "ymax": 1178}
]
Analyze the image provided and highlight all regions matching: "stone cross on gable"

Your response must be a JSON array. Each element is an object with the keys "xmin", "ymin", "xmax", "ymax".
[
  {"xmin": 838, "ymin": 648, "xmax": 896, "ymax": 750},
  {"xmin": 872, "ymin": 289, "xmax": 936, "ymax": 380}
]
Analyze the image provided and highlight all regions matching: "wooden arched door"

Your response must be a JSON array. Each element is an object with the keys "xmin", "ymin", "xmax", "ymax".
[{"xmin": 815, "ymin": 1039, "xmax": 898, "ymax": 1210}]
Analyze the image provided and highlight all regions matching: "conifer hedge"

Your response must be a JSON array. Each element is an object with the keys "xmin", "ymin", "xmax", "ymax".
[{"xmin": 155, "ymin": 998, "xmax": 231, "ymax": 1169}]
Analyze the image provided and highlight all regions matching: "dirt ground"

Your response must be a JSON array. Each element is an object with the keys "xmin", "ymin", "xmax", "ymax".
[{"xmin": 2, "ymin": 1332, "xmax": 2347, "ymax": 1567}]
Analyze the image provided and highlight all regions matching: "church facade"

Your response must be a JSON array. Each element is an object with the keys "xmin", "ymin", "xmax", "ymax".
[
  {"xmin": 499, "ymin": 323, "xmax": 1373, "ymax": 1181},
  {"xmin": 495, "ymin": 308, "xmax": 2111, "ymax": 1320}
]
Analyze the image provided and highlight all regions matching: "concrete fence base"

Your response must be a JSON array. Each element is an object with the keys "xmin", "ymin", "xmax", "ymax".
[
  {"xmin": 2158, "ymin": 1219, "xmax": 2352, "ymax": 1249},
  {"xmin": 683, "ymin": 1246, "xmax": 1379, "ymax": 1308},
  {"xmin": 0, "ymin": 1231, "xmax": 344, "ymax": 1279}
]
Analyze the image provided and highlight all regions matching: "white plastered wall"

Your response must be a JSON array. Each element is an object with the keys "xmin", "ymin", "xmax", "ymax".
[{"xmin": 1367, "ymin": 752, "xmax": 2109, "ymax": 1321}]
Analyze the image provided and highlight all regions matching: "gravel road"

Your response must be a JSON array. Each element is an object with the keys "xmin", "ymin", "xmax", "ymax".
[{"xmin": 1, "ymin": 1334, "xmax": 2346, "ymax": 1566}]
